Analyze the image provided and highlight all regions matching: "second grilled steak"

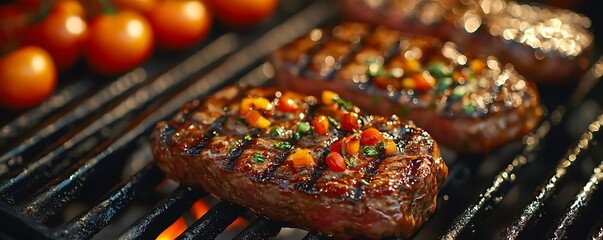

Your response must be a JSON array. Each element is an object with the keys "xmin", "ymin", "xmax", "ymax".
[
  {"xmin": 151, "ymin": 85, "xmax": 448, "ymax": 239},
  {"xmin": 270, "ymin": 22, "xmax": 543, "ymax": 153}
]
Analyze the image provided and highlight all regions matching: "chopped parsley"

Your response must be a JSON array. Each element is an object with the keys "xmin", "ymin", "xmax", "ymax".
[
  {"xmin": 293, "ymin": 132, "xmax": 301, "ymax": 141},
  {"xmin": 327, "ymin": 116, "xmax": 339, "ymax": 127},
  {"xmin": 345, "ymin": 157, "xmax": 357, "ymax": 167},
  {"xmin": 360, "ymin": 179, "xmax": 372, "ymax": 186},
  {"xmin": 274, "ymin": 141, "xmax": 292, "ymax": 150},
  {"xmin": 332, "ymin": 98, "xmax": 353, "ymax": 111},
  {"xmin": 244, "ymin": 135, "xmax": 252, "ymax": 141},
  {"xmin": 362, "ymin": 146, "xmax": 379, "ymax": 157},
  {"xmin": 463, "ymin": 103, "xmax": 475, "ymax": 114},
  {"xmin": 297, "ymin": 121, "xmax": 311, "ymax": 134},
  {"xmin": 270, "ymin": 126, "xmax": 285, "ymax": 137},
  {"xmin": 366, "ymin": 59, "xmax": 383, "ymax": 77},
  {"xmin": 252, "ymin": 153, "xmax": 266, "ymax": 164},
  {"xmin": 377, "ymin": 141, "xmax": 385, "ymax": 151}
]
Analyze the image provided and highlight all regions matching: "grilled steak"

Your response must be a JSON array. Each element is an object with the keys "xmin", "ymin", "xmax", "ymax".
[
  {"xmin": 151, "ymin": 85, "xmax": 448, "ymax": 239},
  {"xmin": 270, "ymin": 22, "xmax": 543, "ymax": 153},
  {"xmin": 338, "ymin": 0, "xmax": 594, "ymax": 84}
]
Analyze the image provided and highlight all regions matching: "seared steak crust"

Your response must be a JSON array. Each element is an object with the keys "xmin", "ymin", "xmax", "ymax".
[
  {"xmin": 338, "ymin": 0, "xmax": 593, "ymax": 84},
  {"xmin": 270, "ymin": 22, "xmax": 542, "ymax": 153},
  {"xmin": 151, "ymin": 85, "xmax": 448, "ymax": 239}
]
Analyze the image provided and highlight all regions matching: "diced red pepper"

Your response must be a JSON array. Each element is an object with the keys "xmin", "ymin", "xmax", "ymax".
[
  {"xmin": 326, "ymin": 152, "xmax": 346, "ymax": 172},
  {"xmin": 330, "ymin": 138, "xmax": 343, "ymax": 154},
  {"xmin": 311, "ymin": 115, "xmax": 329, "ymax": 135},
  {"xmin": 361, "ymin": 127, "xmax": 384, "ymax": 145},
  {"xmin": 341, "ymin": 112, "xmax": 360, "ymax": 131},
  {"xmin": 277, "ymin": 97, "xmax": 298, "ymax": 113}
]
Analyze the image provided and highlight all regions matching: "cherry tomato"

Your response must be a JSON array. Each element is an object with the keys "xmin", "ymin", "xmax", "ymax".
[
  {"xmin": 24, "ymin": 10, "xmax": 87, "ymax": 70},
  {"xmin": 148, "ymin": 0, "xmax": 211, "ymax": 50},
  {"xmin": 84, "ymin": 11, "xmax": 153, "ymax": 74},
  {"xmin": 112, "ymin": 0, "xmax": 157, "ymax": 15},
  {"xmin": 277, "ymin": 97, "xmax": 298, "ymax": 113},
  {"xmin": 0, "ymin": 46, "xmax": 57, "ymax": 109},
  {"xmin": 361, "ymin": 127, "xmax": 384, "ymax": 145},
  {"xmin": 330, "ymin": 138, "xmax": 343, "ymax": 154},
  {"xmin": 326, "ymin": 152, "xmax": 346, "ymax": 172},
  {"xmin": 0, "ymin": 5, "xmax": 28, "ymax": 53},
  {"xmin": 208, "ymin": 0, "xmax": 278, "ymax": 29}
]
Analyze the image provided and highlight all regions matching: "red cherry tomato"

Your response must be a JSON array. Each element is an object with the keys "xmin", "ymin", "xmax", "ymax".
[
  {"xmin": 24, "ymin": 11, "xmax": 87, "ymax": 70},
  {"xmin": 0, "ymin": 46, "xmax": 57, "ymax": 109},
  {"xmin": 277, "ymin": 97, "xmax": 298, "ymax": 113},
  {"xmin": 361, "ymin": 127, "xmax": 384, "ymax": 145},
  {"xmin": 326, "ymin": 152, "xmax": 346, "ymax": 172},
  {"xmin": 341, "ymin": 112, "xmax": 360, "ymax": 131},
  {"xmin": 208, "ymin": 0, "xmax": 278, "ymax": 29},
  {"xmin": 311, "ymin": 115, "xmax": 329, "ymax": 135},
  {"xmin": 84, "ymin": 11, "xmax": 153, "ymax": 74},
  {"xmin": 148, "ymin": 0, "xmax": 211, "ymax": 50}
]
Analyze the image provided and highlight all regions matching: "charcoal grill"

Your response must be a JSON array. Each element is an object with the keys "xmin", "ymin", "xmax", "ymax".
[{"xmin": 2, "ymin": 0, "xmax": 603, "ymax": 239}]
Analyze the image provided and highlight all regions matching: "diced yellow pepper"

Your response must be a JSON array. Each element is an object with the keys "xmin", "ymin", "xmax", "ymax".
[
  {"xmin": 405, "ymin": 59, "xmax": 421, "ymax": 73},
  {"xmin": 470, "ymin": 59, "xmax": 485, "ymax": 74},
  {"xmin": 240, "ymin": 98, "xmax": 255, "ymax": 115},
  {"xmin": 384, "ymin": 139, "xmax": 397, "ymax": 154},
  {"xmin": 245, "ymin": 110, "xmax": 271, "ymax": 129},
  {"xmin": 322, "ymin": 90, "xmax": 339, "ymax": 105},
  {"xmin": 401, "ymin": 77, "xmax": 416, "ymax": 89},
  {"xmin": 290, "ymin": 148, "xmax": 314, "ymax": 167},
  {"xmin": 253, "ymin": 97, "xmax": 272, "ymax": 111}
]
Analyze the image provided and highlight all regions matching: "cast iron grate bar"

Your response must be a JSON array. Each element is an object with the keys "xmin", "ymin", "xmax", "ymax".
[
  {"xmin": 233, "ymin": 216, "xmax": 281, "ymax": 240},
  {"xmin": 588, "ymin": 219, "xmax": 603, "ymax": 239},
  {"xmin": 499, "ymin": 114, "xmax": 603, "ymax": 239},
  {"xmin": 118, "ymin": 186, "xmax": 207, "ymax": 240},
  {"xmin": 175, "ymin": 201, "xmax": 246, "ymax": 240},
  {"xmin": 303, "ymin": 231, "xmax": 332, "ymax": 240},
  {"xmin": 0, "ymin": 68, "xmax": 149, "ymax": 173},
  {"xmin": 440, "ymin": 55, "xmax": 603, "ymax": 240},
  {"xmin": 0, "ymin": 78, "xmax": 97, "ymax": 149},
  {"xmin": 56, "ymin": 164, "xmax": 163, "ymax": 240},
  {"xmin": 0, "ymin": 35, "xmax": 239, "ymax": 203},
  {"xmin": 546, "ymin": 159, "xmax": 603, "ymax": 239}
]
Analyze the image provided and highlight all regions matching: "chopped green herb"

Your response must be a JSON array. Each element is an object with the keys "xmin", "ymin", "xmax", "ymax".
[
  {"xmin": 463, "ymin": 103, "xmax": 475, "ymax": 114},
  {"xmin": 451, "ymin": 85, "xmax": 468, "ymax": 100},
  {"xmin": 362, "ymin": 146, "xmax": 379, "ymax": 157},
  {"xmin": 229, "ymin": 144, "xmax": 238, "ymax": 152},
  {"xmin": 270, "ymin": 126, "xmax": 285, "ymax": 137},
  {"xmin": 238, "ymin": 117, "xmax": 248, "ymax": 126},
  {"xmin": 244, "ymin": 135, "xmax": 252, "ymax": 141},
  {"xmin": 366, "ymin": 59, "xmax": 383, "ymax": 77},
  {"xmin": 327, "ymin": 116, "xmax": 339, "ymax": 127},
  {"xmin": 293, "ymin": 132, "xmax": 301, "ymax": 141},
  {"xmin": 345, "ymin": 157, "xmax": 357, "ymax": 167},
  {"xmin": 284, "ymin": 113, "xmax": 295, "ymax": 120},
  {"xmin": 426, "ymin": 62, "xmax": 452, "ymax": 79},
  {"xmin": 274, "ymin": 141, "xmax": 292, "ymax": 150},
  {"xmin": 377, "ymin": 141, "xmax": 385, "ymax": 151},
  {"xmin": 297, "ymin": 121, "xmax": 311, "ymax": 134},
  {"xmin": 435, "ymin": 77, "xmax": 452, "ymax": 93},
  {"xmin": 332, "ymin": 98, "xmax": 353, "ymax": 111},
  {"xmin": 252, "ymin": 153, "xmax": 266, "ymax": 164},
  {"xmin": 360, "ymin": 179, "xmax": 372, "ymax": 186}
]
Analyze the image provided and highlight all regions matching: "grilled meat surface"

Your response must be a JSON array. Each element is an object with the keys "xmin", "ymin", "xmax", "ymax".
[
  {"xmin": 151, "ymin": 85, "xmax": 448, "ymax": 239},
  {"xmin": 338, "ymin": 0, "xmax": 594, "ymax": 84},
  {"xmin": 270, "ymin": 22, "xmax": 543, "ymax": 153}
]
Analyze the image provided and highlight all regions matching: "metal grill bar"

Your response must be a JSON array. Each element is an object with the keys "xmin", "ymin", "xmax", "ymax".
[
  {"xmin": 233, "ymin": 216, "xmax": 281, "ymax": 240},
  {"xmin": 57, "ymin": 164, "xmax": 163, "ymax": 240},
  {"xmin": 500, "ymin": 114, "xmax": 603, "ymax": 239},
  {"xmin": 118, "ymin": 186, "xmax": 206, "ymax": 240},
  {"xmin": 547, "ymin": 159, "xmax": 603, "ymax": 239},
  {"xmin": 175, "ymin": 201, "xmax": 246, "ymax": 240},
  {"xmin": 588, "ymin": 220, "xmax": 603, "ymax": 239},
  {"xmin": 440, "ymin": 56, "xmax": 603, "ymax": 239},
  {"xmin": 0, "ymin": 78, "xmax": 97, "ymax": 148},
  {"xmin": 303, "ymin": 231, "xmax": 331, "ymax": 240}
]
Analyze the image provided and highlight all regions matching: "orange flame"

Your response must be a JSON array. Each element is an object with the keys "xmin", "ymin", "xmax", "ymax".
[
  {"xmin": 191, "ymin": 199, "xmax": 248, "ymax": 229},
  {"xmin": 156, "ymin": 217, "xmax": 187, "ymax": 240}
]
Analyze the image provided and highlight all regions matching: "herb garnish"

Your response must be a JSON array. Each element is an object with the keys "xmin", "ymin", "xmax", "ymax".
[
  {"xmin": 252, "ymin": 153, "xmax": 266, "ymax": 164},
  {"xmin": 377, "ymin": 142, "xmax": 385, "ymax": 151},
  {"xmin": 244, "ymin": 135, "xmax": 252, "ymax": 141},
  {"xmin": 360, "ymin": 179, "xmax": 372, "ymax": 186},
  {"xmin": 345, "ymin": 157, "xmax": 357, "ymax": 167},
  {"xmin": 297, "ymin": 121, "xmax": 311, "ymax": 134},
  {"xmin": 332, "ymin": 98, "xmax": 353, "ymax": 111},
  {"xmin": 274, "ymin": 141, "xmax": 292, "ymax": 150},
  {"xmin": 362, "ymin": 146, "xmax": 379, "ymax": 157},
  {"xmin": 327, "ymin": 116, "xmax": 339, "ymax": 127},
  {"xmin": 270, "ymin": 126, "xmax": 285, "ymax": 137}
]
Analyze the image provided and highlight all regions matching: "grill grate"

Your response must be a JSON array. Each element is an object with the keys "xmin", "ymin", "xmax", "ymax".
[{"xmin": 1, "ymin": 0, "xmax": 603, "ymax": 239}]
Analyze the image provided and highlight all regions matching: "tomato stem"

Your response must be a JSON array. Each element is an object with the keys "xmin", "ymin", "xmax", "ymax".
[{"xmin": 32, "ymin": 0, "xmax": 56, "ymax": 23}]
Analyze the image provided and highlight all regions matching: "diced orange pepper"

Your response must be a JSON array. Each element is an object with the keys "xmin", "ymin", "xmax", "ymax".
[
  {"xmin": 290, "ymin": 148, "xmax": 313, "ymax": 167},
  {"xmin": 404, "ymin": 59, "xmax": 422, "ymax": 73},
  {"xmin": 470, "ymin": 59, "xmax": 485, "ymax": 74},
  {"xmin": 361, "ymin": 127, "xmax": 384, "ymax": 145},
  {"xmin": 245, "ymin": 109, "xmax": 271, "ymax": 129},
  {"xmin": 321, "ymin": 90, "xmax": 339, "ymax": 105},
  {"xmin": 311, "ymin": 115, "xmax": 329, "ymax": 135},
  {"xmin": 240, "ymin": 97, "xmax": 272, "ymax": 115},
  {"xmin": 384, "ymin": 139, "xmax": 397, "ymax": 154},
  {"xmin": 343, "ymin": 135, "xmax": 360, "ymax": 155},
  {"xmin": 413, "ymin": 74, "xmax": 435, "ymax": 91}
]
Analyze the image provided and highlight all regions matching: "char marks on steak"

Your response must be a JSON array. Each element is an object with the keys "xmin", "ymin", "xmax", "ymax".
[
  {"xmin": 338, "ymin": 0, "xmax": 594, "ymax": 84},
  {"xmin": 271, "ymin": 22, "xmax": 543, "ymax": 153},
  {"xmin": 151, "ymin": 85, "xmax": 448, "ymax": 239}
]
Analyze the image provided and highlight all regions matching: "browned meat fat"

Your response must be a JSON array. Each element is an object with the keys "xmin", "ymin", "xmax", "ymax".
[
  {"xmin": 270, "ymin": 22, "xmax": 543, "ymax": 153},
  {"xmin": 151, "ymin": 85, "xmax": 448, "ymax": 239}
]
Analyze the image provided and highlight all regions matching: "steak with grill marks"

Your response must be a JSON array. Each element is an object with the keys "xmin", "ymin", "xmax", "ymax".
[
  {"xmin": 270, "ymin": 22, "xmax": 543, "ymax": 153},
  {"xmin": 151, "ymin": 85, "xmax": 448, "ymax": 239}
]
